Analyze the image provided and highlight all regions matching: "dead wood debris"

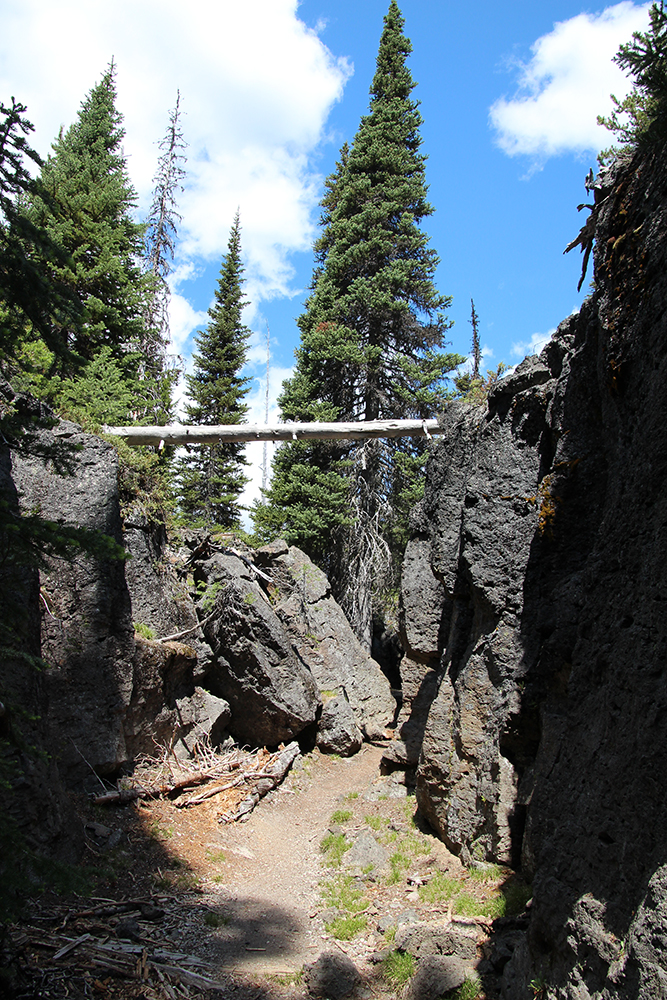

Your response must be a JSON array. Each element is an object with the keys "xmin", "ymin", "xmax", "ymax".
[
  {"xmin": 7, "ymin": 900, "xmax": 225, "ymax": 998},
  {"xmin": 93, "ymin": 741, "xmax": 301, "ymax": 827}
]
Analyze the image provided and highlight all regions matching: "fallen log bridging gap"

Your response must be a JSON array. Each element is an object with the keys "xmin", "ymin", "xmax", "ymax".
[{"xmin": 103, "ymin": 418, "xmax": 444, "ymax": 446}]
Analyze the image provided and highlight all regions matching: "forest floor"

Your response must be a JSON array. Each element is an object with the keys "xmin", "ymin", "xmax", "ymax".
[{"xmin": 5, "ymin": 743, "xmax": 524, "ymax": 999}]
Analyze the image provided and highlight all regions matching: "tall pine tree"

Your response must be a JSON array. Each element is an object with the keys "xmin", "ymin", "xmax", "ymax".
[
  {"xmin": 26, "ymin": 62, "xmax": 149, "ymax": 369},
  {"xmin": 177, "ymin": 212, "xmax": 251, "ymax": 527},
  {"xmin": 254, "ymin": 0, "xmax": 463, "ymax": 646}
]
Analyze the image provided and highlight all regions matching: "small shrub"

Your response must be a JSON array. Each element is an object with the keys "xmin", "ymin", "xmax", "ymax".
[{"xmin": 383, "ymin": 950, "xmax": 416, "ymax": 985}]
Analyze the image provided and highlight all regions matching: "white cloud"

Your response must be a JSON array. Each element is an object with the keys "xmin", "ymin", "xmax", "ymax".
[
  {"xmin": 511, "ymin": 330, "xmax": 555, "ymax": 359},
  {"xmin": 0, "ymin": 0, "xmax": 351, "ymax": 308},
  {"xmin": 490, "ymin": 2, "xmax": 651, "ymax": 160}
]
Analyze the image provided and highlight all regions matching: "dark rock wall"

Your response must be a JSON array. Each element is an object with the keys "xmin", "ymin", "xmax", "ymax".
[
  {"xmin": 402, "ymin": 145, "xmax": 667, "ymax": 997},
  {"xmin": 12, "ymin": 420, "xmax": 135, "ymax": 785}
]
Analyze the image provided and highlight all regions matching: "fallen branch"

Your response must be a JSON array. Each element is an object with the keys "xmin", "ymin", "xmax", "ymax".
[
  {"xmin": 218, "ymin": 741, "xmax": 300, "ymax": 824},
  {"xmin": 93, "ymin": 762, "xmax": 247, "ymax": 806},
  {"xmin": 156, "ymin": 606, "xmax": 219, "ymax": 644}
]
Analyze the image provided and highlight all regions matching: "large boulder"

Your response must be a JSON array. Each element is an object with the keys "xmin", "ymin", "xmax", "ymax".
[
  {"xmin": 125, "ymin": 638, "xmax": 230, "ymax": 759},
  {"xmin": 197, "ymin": 551, "xmax": 320, "ymax": 747},
  {"xmin": 268, "ymin": 545, "xmax": 395, "ymax": 739}
]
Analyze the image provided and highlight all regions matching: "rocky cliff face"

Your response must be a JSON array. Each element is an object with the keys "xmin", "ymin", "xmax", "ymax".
[
  {"xmin": 1, "ymin": 418, "xmax": 394, "ymax": 813},
  {"xmin": 396, "ymin": 144, "xmax": 667, "ymax": 997}
]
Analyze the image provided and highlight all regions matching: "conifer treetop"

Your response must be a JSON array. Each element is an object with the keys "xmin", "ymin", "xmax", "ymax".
[{"xmin": 370, "ymin": 0, "xmax": 416, "ymax": 102}]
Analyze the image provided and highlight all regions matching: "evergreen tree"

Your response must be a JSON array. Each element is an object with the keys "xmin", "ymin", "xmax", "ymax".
[
  {"xmin": 25, "ymin": 63, "xmax": 150, "ymax": 370},
  {"xmin": 0, "ymin": 99, "xmax": 77, "ymax": 369},
  {"xmin": 254, "ymin": 0, "xmax": 463, "ymax": 645},
  {"xmin": 177, "ymin": 212, "xmax": 250, "ymax": 526}
]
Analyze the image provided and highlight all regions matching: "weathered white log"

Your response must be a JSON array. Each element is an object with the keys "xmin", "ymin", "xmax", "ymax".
[{"xmin": 102, "ymin": 418, "xmax": 444, "ymax": 446}]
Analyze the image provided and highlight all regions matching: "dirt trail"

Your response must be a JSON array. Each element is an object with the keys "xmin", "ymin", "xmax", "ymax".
[{"xmin": 197, "ymin": 744, "xmax": 386, "ymax": 975}]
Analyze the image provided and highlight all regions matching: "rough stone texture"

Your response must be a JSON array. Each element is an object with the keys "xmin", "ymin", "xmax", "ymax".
[
  {"xmin": 394, "ymin": 919, "xmax": 479, "ymax": 961},
  {"xmin": 198, "ymin": 551, "xmax": 320, "ymax": 747},
  {"xmin": 304, "ymin": 949, "xmax": 361, "ymax": 998},
  {"xmin": 406, "ymin": 955, "xmax": 469, "ymax": 1000},
  {"xmin": 271, "ymin": 545, "xmax": 395, "ymax": 739},
  {"xmin": 12, "ymin": 419, "xmax": 135, "ymax": 784},
  {"xmin": 405, "ymin": 144, "xmax": 667, "ymax": 997},
  {"xmin": 383, "ymin": 537, "xmax": 446, "ymax": 769},
  {"xmin": 345, "ymin": 832, "xmax": 388, "ymax": 872},
  {"xmin": 123, "ymin": 518, "xmax": 196, "ymax": 639},
  {"xmin": 315, "ymin": 695, "xmax": 363, "ymax": 756},
  {"xmin": 125, "ymin": 639, "xmax": 230, "ymax": 759}
]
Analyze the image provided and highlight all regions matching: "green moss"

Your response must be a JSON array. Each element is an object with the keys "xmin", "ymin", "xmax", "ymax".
[{"xmin": 134, "ymin": 621, "xmax": 156, "ymax": 640}]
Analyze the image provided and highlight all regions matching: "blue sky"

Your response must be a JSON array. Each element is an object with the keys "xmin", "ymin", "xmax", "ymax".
[{"xmin": 0, "ymin": 0, "xmax": 651, "ymax": 505}]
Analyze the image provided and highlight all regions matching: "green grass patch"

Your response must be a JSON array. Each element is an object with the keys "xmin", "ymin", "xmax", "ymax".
[
  {"xmin": 206, "ymin": 849, "xmax": 226, "ymax": 864},
  {"xmin": 387, "ymin": 850, "xmax": 411, "ymax": 885},
  {"xmin": 204, "ymin": 911, "xmax": 229, "ymax": 928},
  {"xmin": 320, "ymin": 873, "xmax": 368, "ymax": 914},
  {"xmin": 325, "ymin": 913, "xmax": 367, "ymax": 940},
  {"xmin": 382, "ymin": 950, "xmax": 416, "ymax": 985},
  {"xmin": 454, "ymin": 891, "xmax": 505, "ymax": 919},
  {"xmin": 271, "ymin": 970, "xmax": 304, "ymax": 986},
  {"xmin": 503, "ymin": 877, "xmax": 533, "ymax": 915},
  {"xmin": 320, "ymin": 832, "xmax": 351, "ymax": 867},
  {"xmin": 453, "ymin": 976, "xmax": 483, "ymax": 999},
  {"xmin": 468, "ymin": 862, "xmax": 505, "ymax": 882},
  {"xmin": 384, "ymin": 924, "xmax": 397, "ymax": 944},
  {"xmin": 419, "ymin": 870, "xmax": 460, "ymax": 903},
  {"xmin": 345, "ymin": 791, "xmax": 359, "ymax": 801},
  {"xmin": 364, "ymin": 814, "xmax": 386, "ymax": 831},
  {"xmin": 330, "ymin": 809, "xmax": 352, "ymax": 824}
]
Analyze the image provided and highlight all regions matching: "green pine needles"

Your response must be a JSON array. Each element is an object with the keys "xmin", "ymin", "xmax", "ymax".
[
  {"xmin": 599, "ymin": 2, "xmax": 667, "ymax": 155},
  {"xmin": 254, "ymin": 0, "xmax": 464, "ymax": 643},
  {"xmin": 176, "ymin": 212, "xmax": 251, "ymax": 527},
  {"xmin": 26, "ymin": 62, "xmax": 149, "ymax": 370}
]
